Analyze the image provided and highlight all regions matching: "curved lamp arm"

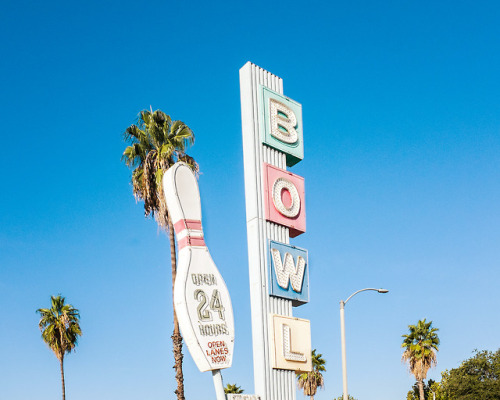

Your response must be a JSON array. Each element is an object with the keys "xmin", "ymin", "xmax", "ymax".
[{"xmin": 343, "ymin": 288, "xmax": 389, "ymax": 306}]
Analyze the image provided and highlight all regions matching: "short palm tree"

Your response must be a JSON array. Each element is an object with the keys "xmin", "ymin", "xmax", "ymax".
[
  {"xmin": 122, "ymin": 108, "xmax": 197, "ymax": 400},
  {"xmin": 297, "ymin": 349, "xmax": 326, "ymax": 400},
  {"xmin": 402, "ymin": 319, "xmax": 440, "ymax": 400},
  {"xmin": 224, "ymin": 383, "xmax": 244, "ymax": 394},
  {"xmin": 37, "ymin": 295, "xmax": 81, "ymax": 400}
]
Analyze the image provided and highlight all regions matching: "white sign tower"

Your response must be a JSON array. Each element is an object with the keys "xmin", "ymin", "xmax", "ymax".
[{"xmin": 240, "ymin": 62, "xmax": 312, "ymax": 400}]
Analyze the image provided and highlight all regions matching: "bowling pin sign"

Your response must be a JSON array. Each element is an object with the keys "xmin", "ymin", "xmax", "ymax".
[{"xmin": 163, "ymin": 162, "xmax": 235, "ymax": 372}]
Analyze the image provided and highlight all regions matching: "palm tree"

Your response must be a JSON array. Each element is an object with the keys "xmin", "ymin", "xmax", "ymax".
[
  {"xmin": 297, "ymin": 349, "xmax": 326, "ymax": 400},
  {"xmin": 122, "ymin": 108, "xmax": 197, "ymax": 400},
  {"xmin": 224, "ymin": 383, "xmax": 244, "ymax": 394},
  {"xmin": 36, "ymin": 295, "xmax": 81, "ymax": 400},
  {"xmin": 402, "ymin": 319, "xmax": 440, "ymax": 400}
]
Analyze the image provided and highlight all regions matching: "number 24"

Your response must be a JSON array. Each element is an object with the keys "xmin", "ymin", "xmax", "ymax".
[{"xmin": 194, "ymin": 289, "xmax": 225, "ymax": 321}]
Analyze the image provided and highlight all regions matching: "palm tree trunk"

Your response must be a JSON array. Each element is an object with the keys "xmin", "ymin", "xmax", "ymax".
[
  {"xmin": 60, "ymin": 357, "xmax": 66, "ymax": 400},
  {"xmin": 418, "ymin": 379, "xmax": 425, "ymax": 400},
  {"xmin": 168, "ymin": 216, "xmax": 185, "ymax": 400}
]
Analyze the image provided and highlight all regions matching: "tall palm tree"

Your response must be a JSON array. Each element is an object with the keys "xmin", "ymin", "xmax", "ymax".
[
  {"xmin": 297, "ymin": 349, "xmax": 326, "ymax": 400},
  {"xmin": 36, "ymin": 295, "xmax": 81, "ymax": 400},
  {"xmin": 122, "ymin": 108, "xmax": 197, "ymax": 400},
  {"xmin": 402, "ymin": 319, "xmax": 440, "ymax": 400}
]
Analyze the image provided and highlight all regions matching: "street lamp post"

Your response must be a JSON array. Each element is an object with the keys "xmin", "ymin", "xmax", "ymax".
[{"xmin": 340, "ymin": 288, "xmax": 389, "ymax": 400}]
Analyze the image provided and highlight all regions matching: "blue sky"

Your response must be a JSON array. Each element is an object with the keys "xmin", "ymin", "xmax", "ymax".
[{"xmin": 1, "ymin": 1, "xmax": 499, "ymax": 399}]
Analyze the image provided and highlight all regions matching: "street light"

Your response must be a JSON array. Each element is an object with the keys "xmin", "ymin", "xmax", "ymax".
[{"xmin": 340, "ymin": 288, "xmax": 389, "ymax": 400}]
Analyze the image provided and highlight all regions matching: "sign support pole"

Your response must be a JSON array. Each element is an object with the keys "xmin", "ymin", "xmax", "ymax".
[{"xmin": 212, "ymin": 369, "xmax": 226, "ymax": 400}]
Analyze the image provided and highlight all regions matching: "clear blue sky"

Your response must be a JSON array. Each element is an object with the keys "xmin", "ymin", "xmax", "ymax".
[{"xmin": 1, "ymin": 1, "xmax": 499, "ymax": 399}]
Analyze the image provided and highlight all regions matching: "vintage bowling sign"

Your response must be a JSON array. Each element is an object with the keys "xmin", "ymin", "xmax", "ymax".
[
  {"xmin": 163, "ymin": 162, "xmax": 235, "ymax": 372},
  {"xmin": 240, "ymin": 62, "xmax": 312, "ymax": 399}
]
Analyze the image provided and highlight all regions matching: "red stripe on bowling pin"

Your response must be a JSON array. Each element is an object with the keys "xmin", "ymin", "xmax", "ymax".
[
  {"xmin": 174, "ymin": 219, "xmax": 206, "ymax": 250},
  {"xmin": 174, "ymin": 219, "xmax": 202, "ymax": 232}
]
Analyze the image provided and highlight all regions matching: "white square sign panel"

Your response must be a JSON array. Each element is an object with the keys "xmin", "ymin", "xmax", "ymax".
[{"xmin": 269, "ymin": 314, "xmax": 312, "ymax": 372}]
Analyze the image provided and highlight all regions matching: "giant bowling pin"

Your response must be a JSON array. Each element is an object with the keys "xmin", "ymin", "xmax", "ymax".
[{"xmin": 163, "ymin": 162, "xmax": 235, "ymax": 374}]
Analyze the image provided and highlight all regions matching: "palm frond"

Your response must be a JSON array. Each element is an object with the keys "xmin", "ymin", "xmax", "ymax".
[
  {"xmin": 159, "ymin": 142, "xmax": 175, "ymax": 159},
  {"xmin": 224, "ymin": 383, "xmax": 244, "ymax": 394},
  {"xmin": 122, "ymin": 143, "xmax": 146, "ymax": 167},
  {"xmin": 177, "ymin": 153, "xmax": 199, "ymax": 175},
  {"xmin": 124, "ymin": 124, "xmax": 146, "ymax": 143}
]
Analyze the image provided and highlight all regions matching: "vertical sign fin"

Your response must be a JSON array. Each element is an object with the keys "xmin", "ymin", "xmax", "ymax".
[{"xmin": 241, "ymin": 62, "xmax": 311, "ymax": 400}]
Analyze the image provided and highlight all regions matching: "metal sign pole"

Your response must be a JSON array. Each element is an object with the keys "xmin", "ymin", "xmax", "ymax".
[{"xmin": 212, "ymin": 369, "xmax": 226, "ymax": 400}]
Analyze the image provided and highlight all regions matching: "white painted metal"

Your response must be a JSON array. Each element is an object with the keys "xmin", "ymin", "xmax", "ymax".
[
  {"xmin": 240, "ymin": 62, "xmax": 295, "ymax": 400},
  {"xmin": 340, "ymin": 301, "xmax": 348, "ymax": 400},
  {"xmin": 212, "ymin": 369, "xmax": 227, "ymax": 400}
]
